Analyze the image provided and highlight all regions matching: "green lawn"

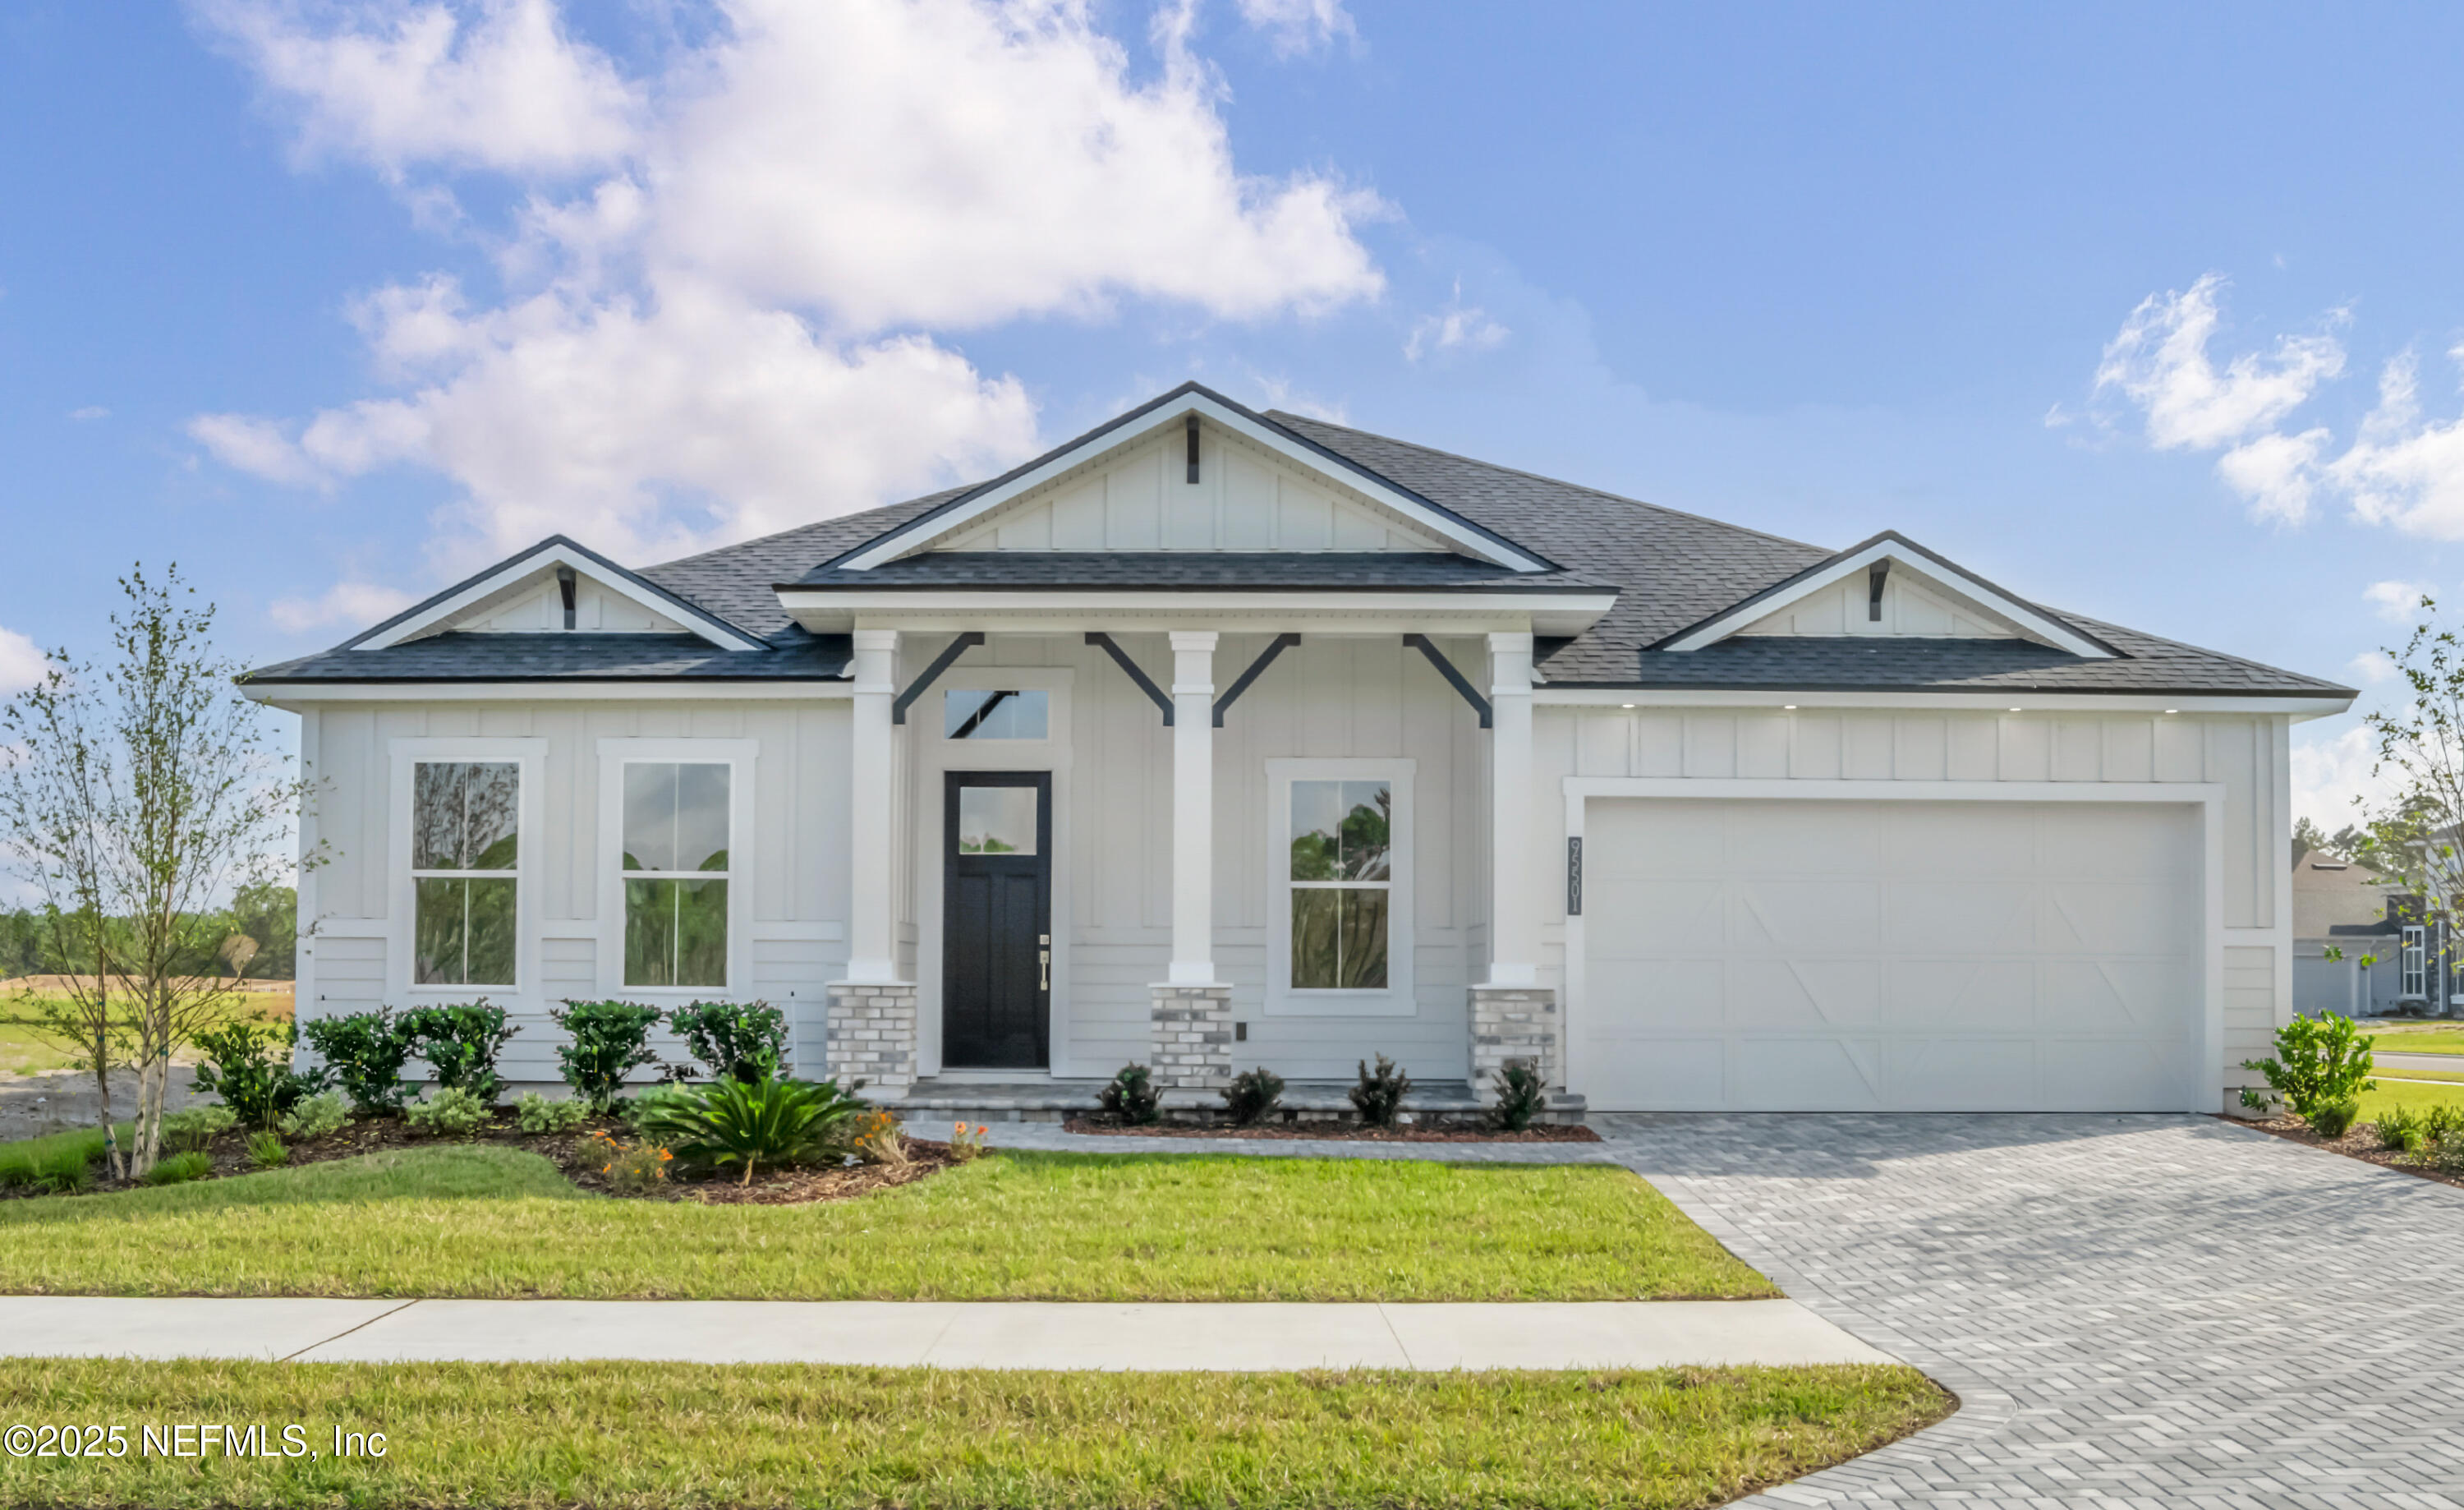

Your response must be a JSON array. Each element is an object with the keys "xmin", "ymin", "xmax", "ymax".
[
  {"xmin": 0, "ymin": 1358, "xmax": 1944, "ymax": 1509},
  {"xmin": 0, "ymin": 1014, "xmax": 83, "ymax": 1076},
  {"xmin": 2368, "ymin": 1028, "xmax": 2464, "ymax": 1056},
  {"xmin": 0, "ymin": 1144, "xmax": 1772, "ymax": 1301},
  {"xmin": 2359, "ymin": 1077, "xmax": 2464, "ymax": 1120}
]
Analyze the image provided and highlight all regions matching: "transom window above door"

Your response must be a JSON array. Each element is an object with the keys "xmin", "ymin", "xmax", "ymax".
[
  {"xmin": 622, "ymin": 762, "xmax": 730, "ymax": 987},
  {"xmin": 1289, "ymin": 779, "xmax": 1392, "ymax": 991},
  {"xmin": 944, "ymin": 689, "xmax": 1048, "ymax": 740},
  {"xmin": 410, "ymin": 760, "xmax": 520, "ymax": 987}
]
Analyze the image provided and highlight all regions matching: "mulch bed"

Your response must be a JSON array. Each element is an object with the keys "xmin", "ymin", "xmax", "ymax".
[
  {"xmin": 2223, "ymin": 1113, "xmax": 2464, "ymax": 1191},
  {"xmin": 10, "ymin": 1113, "xmax": 959, "ymax": 1207},
  {"xmin": 1062, "ymin": 1116, "xmax": 1601, "ymax": 1143}
]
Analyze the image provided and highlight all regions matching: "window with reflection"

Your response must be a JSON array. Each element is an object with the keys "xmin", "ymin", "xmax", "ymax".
[
  {"xmin": 1288, "ymin": 779, "xmax": 1391, "ymax": 990},
  {"xmin": 622, "ymin": 762, "xmax": 731, "ymax": 987},
  {"xmin": 411, "ymin": 761, "xmax": 519, "ymax": 986},
  {"xmin": 944, "ymin": 689, "xmax": 1048, "ymax": 740}
]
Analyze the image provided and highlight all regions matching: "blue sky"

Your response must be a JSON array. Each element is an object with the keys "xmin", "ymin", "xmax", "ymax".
[{"xmin": 3, "ymin": 1, "xmax": 2460, "ymax": 824}]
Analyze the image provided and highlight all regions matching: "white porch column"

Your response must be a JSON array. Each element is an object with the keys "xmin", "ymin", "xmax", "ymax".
[
  {"xmin": 1486, "ymin": 631, "xmax": 1538, "ymax": 987},
  {"xmin": 844, "ymin": 628, "xmax": 901, "ymax": 983},
  {"xmin": 1168, "ymin": 630, "xmax": 1220, "ymax": 985}
]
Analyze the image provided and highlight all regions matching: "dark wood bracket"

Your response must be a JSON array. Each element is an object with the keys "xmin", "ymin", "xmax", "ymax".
[
  {"xmin": 1211, "ymin": 633, "xmax": 1301, "ymax": 726},
  {"xmin": 1085, "ymin": 632, "xmax": 1174, "ymax": 725},
  {"xmin": 556, "ymin": 564, "xmax": 577, "ymax": 630},
  {"xmin": 1404, "ymin": 633, "xmax": 1491, "ymax": 728},
  {"xmin": 1869, "ymin": 559, "xmax": 1890, "ymax": 622},
  {"xmin": 890, "ymin": 632, "xmax": 985, "ymax": 725}
]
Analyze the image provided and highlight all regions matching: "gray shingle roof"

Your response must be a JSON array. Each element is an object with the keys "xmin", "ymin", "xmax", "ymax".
[
  {"xmin": 790, "ymin": 552, "xmax": 1613, "ymax": 591},
  {"xmin": 244, "ymin": 392, "xmax": 2351, "ymax": 700},
  {"xmin": 246, "ymin": 631, "xmax": 853, "ymax": 684}
]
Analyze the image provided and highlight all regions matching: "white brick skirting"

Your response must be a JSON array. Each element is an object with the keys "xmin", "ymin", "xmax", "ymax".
[
  {"xmin": 1149, "ymin": 984, "xmax": 1234, "ymax": 1090},
  {"xmin": 825, "ymin": 982, "xmax": 917, "ymax": 1099},
  {"xmin": 1469, "ymin": 984, "xmax": 1557, "ymax": 1099}
]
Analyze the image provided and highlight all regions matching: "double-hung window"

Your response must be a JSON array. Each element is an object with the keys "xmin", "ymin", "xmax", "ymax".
[
  {"xmin": 411, "ymin": 761, "xmax": 520, "ymax": 987},
  {"xmin": 2403, "ymin": 924, "xmax": 2428, "ymax": 998},
  {"xmin": 1268, "ymin": 760, "xmax": 1414, "ymax": 1014},
  {"xmin": 622, "ymin": 762, "xmax": 732, "ymax": 988}
]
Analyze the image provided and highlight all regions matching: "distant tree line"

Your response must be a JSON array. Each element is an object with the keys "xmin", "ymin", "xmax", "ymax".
[{"xmin": 0, "ymin": 885, "xmax": 297, "ymax": 983}]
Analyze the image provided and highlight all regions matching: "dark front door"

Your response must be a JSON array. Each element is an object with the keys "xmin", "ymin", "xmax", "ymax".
[{"xmin": 942, "ymin": 771, "xmax": 1051, "ymax": 1069}]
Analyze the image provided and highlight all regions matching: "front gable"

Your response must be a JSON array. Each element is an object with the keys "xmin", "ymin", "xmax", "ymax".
[
  {"xmin": 347, "ymin": 536, "xmax": 769, "ymax": 653},
  {"xmin": 1653, "ymin": 532, "xmax": 2117, "ymax": 659},
  {"xmin": 935, "ymin": 422, "xmax": 1457, "ymax": 555},
  {"xmin": 826, "ymin": 383, "xmax": 1556, "ymax": 573}
]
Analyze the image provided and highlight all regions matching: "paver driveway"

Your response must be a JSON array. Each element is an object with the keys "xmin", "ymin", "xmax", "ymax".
[{"xmin": 1602, "ymin": 1113, "xmax": 2464, "ymax": 1508}]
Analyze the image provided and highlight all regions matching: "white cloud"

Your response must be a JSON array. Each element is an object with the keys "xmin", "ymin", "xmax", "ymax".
[
  {"xmin": 195, "ymin": 0, "xmax": 641, "ymax": 175},
  {"xmin": 68, "ymin": 406, "xmax": 108, "ymax": 421},
  {"xmin": 2319, "ymin": 348, "xmax": 2464, "ymax": 540},
  {"xmin": 186, "ymin": 0, "xmax": 1386, "ymax": 574},
  {"xmin": 0, "ymin": 628, "xmax": 44, "ymax": 697},
  {"xmin": 1234, "ymin": 0, "xmax": 1356, "ymax": 56},
  {"xmin": 2345, "ymin": 650, "xmax": 2397, "ymax": 686},
  {"xmin": 2215, "ymin": 426, "xmax": 2329, "ymax": 524},
  {"xmin": 2292, "ymin": 723, "xmax": 2385, "ymax": 829},
  {"xmin": 268, "ymin": 579, "xmax": 418, "ymax": 634},
  {"xmin": 2092, "ymin": 273, "xmax": 2343, "ymax": 451},
  {"xmin": 2362, "ymin": 578, "xmax": 2434, "ymax": 624},
  {"xmin": 186, "ymin": 412, "xmax": 328, "ymax": 487},
  {"xmin": 1404, "ymin": 282, "xmax": 1510, "ymax": 362}
]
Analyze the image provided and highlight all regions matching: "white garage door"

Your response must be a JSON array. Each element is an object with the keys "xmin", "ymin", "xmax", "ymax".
[{"xmin": 1575, "ymin": 799, "xmax": 2203, "ymax": 1112}]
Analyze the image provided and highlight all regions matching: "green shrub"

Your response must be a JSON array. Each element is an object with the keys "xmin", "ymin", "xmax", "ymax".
[
  {"xmin": 2239, "ymin": 1012, "xmax": 2377, "ymax": 1116},
  {"xmin": 246, "ymin": 1130, "xmax": 289, "ymax": 1169},
  {"xmin": 278, "ymin": 1091, "xmax": 348, "ymax": 1143},
  {"xmin": 1098, "ymin": 1063, "xmax": 1160, "ymax": 1126},
  {"xmin": 2423, "ymin": 1105, "xmax": 2464, "ymax": 1166},
  {"xmin": 668, "ymin": 1001, "xmax": 788, "ymax": 1084},
  {"xmin": 2374, "ymin": 1105, "xmax": 2430, "ymax": 1153},
  {"xmin": 1349, "ymin": 1053, "xmax": 1412, "ymax": 1128},
  {"xmin": 404, "ymin": 1087, "xmax": 494, "ymax": 1139},
  {"xmin": 299, "ymin": 1007, "xmax": 418, "ymax": 1112},
  {"xmin": 633, "ymin": 1075, "xmax": 867, "ymax": 1185},
  {"xmin": 516, "ymin": 1092, "xmax": 593, "ymax": 1135},
  {"xmin": 191, "ymin": 1020, "xmax": 331, "ymax": 1128},
  {"xmin": 620, "ymin": 1084, "xmax": 695, "ymax": 1133},
  {"xmin": 1489, "ymin": 1059, "xmax": 1549, "ymax": 1132},
  {"xmin": 0, "ymin": 1149, "xmax": 30, "ymax": 1190},
  {"xmin": 1221, "ymin": 1067, "xmax": 1285, "ymax": 1126},
  {"xmin": 160, "ymin": 1104, "xmax": 238, "ymax": 1153},
  {"xmin": 141, "ymin": 1151, "xmax": 214, "ymax": 1186},
  {"xmin": 549, "ymin": 1001, "xmax": 666, "ymax": 1109},
  {"xmin": 2305, "ymin": 1096, "xmax": 2361, "ymax": 1139},
  {"xmin": 31, "ymin": 1144, "xmax": 91, "ymax": 1195},
  {"xmin": 396, "ymin": 1001, "xmax": 518, "ymax": 1105}
]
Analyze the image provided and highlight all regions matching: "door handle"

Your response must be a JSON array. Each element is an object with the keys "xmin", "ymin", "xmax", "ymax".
[{"xmin": 1038, "ymin": 949, "xmax": 1050, "ymax": 992}]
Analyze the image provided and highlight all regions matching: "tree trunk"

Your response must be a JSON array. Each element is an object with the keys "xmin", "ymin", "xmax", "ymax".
[{"xmin": 91, "ymin": 1042, "xmax": 122, "ymax": 1182}]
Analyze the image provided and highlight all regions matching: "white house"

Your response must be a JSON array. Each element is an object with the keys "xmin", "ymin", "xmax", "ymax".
[{"xmin": 244, "ymin": 383, "xmax": 2353, "ymax": 1115}]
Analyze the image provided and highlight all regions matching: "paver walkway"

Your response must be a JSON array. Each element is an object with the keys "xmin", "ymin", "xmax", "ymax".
[
  {"xmin": 977, "ymin": 1113, "xmax": 2464, "ymax": 1506},
  {"xmin": 0, "ymin": 1296, "xmax": 1885, "ymax": 1371}
]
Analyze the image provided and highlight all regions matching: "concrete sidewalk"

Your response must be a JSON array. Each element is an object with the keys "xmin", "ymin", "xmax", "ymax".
[{"xmin": 0, "ymin": 1296, "xmax": 1893, "ymax": 1372}]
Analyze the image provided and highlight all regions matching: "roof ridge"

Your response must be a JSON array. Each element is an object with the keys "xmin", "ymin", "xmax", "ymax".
[
  {"xmin": 642, "ymin": 488, "xmax": 968, "ymax": 575},
  {"xmin": 1264, "ymin": 409, "xmax": 1832, "ymax": 557}
]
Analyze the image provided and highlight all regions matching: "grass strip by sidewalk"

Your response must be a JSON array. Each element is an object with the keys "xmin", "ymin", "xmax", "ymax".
[
  {"xmin": 0, "ymin": 1145, "xmax": 1774, "ymax": 1301},
  {"xmin": 0, "ymin": 1358, "xmax": 1947, "ymax": 1510}
]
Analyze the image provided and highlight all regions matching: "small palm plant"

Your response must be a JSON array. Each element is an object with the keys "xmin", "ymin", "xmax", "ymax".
[{"xmin": 634, "ymin": 1075, "xmax": 867, "ymax": 1185}]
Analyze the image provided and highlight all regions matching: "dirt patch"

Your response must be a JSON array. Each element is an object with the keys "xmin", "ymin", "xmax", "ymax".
[
  {"xmin": 2224, "ymin": 1113, "xmax": 2464, "ymax": 1191},
  {"xmin": 1063, "ymin": 1116, "xmax": 1601, "ymax": 1143},
  {"xmin": 7, "ymin": 1110, "xmax": 958, "ymax": 1207}
]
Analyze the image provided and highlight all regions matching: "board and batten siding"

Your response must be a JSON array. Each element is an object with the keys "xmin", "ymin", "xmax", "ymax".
[
  {"xmin": 1534, "ymin": 706, "xmax": 2295, "ymax": 1102},
  {"xmin": 296, "ymin": 698, "xmax": 853, "ymax": 1084}
]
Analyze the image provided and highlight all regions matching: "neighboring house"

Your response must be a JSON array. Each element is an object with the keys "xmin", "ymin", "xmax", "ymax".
[
  {"xmin": 2291, "ymin": 852, "xmax": 2403, "ymax": 1018},
  {"xmin": 241, "ymin": 382, "xmax": 2354, "ymax": 1114}
]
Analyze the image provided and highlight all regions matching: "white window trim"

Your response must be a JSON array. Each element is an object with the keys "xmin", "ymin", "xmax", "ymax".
[
  {"xmin": 1266, "ymin": 757, "xmax": 1416, "ymax": 1017},
  {"xmin": 595, "ymin": 739, "xmax": 758, "ymax": 1001},
  {"xmin": 2402, "ymin": 924, "xmax": 2427, "ymax": 998},
  {"xmin": 387, "ymin": 738, "xmax": 546, "ymax": 1004}
]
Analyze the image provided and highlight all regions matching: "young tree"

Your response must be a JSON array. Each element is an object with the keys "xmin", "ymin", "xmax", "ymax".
[
  {"xmin": 0, "ymin": 565, "xmax": 315, "ymax": 1176},
  {"xmin": 2345, "ymin": 593, "xmax": 2464, "ymax": 1016}
]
